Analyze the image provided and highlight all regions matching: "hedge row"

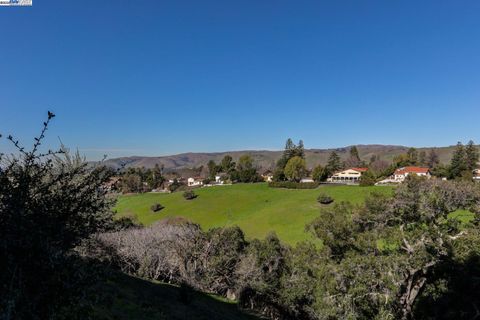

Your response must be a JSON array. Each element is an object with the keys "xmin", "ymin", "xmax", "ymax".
[{"xmin": 268, "ymin": 181, "xmax": 319, "ymax": 189}]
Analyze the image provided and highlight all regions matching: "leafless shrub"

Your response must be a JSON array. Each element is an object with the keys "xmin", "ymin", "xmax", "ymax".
[{"xmin": 95, "ymin": 218, "xmax": 202, "ymax": 284}]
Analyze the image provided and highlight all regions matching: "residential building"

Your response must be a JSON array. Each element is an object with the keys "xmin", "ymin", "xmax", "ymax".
[
  {"xmin": 187, "ymin": 177, "xmax": 203, "ymax": 187},
  {"xmin": 214, "ymin": 175, "xmax": 225, "ymax": 184},
  {"xmin": 261, "ymin": 170, "xmax": 274, "ymax": 182},
  {"xmin": 394, "ymin": 166, "xmax": 431, "ymax": 182},
  {"xmin": 473, "ymin": 169, "xmax": 480, "ymax": 181},
  {"xmin": 328, "ymin": 167, "xmax": 368, "ymax": 184}
]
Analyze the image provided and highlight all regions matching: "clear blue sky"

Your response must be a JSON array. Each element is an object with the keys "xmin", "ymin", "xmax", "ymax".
[{"xmin": 1, "ymin": 1, "xmax": 480, "ymax": 160}]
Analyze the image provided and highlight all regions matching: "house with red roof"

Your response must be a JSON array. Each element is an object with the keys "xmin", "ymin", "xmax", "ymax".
[
  {"xmin": 376, "ymin": 166, "xmax": 431, "ymax": 185},
  {"xmin": 393, "ymin": 166, "xmax": 431, "ymax": 182}
]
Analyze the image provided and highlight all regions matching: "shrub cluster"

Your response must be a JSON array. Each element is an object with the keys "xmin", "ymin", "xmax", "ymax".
[
  {"xmin": 268, "ymin": 181, "xmax": 319, "ymax": 189},
  {"xmin": 150, "ymin": 203, "xmax": 164, "ymax": 212},
  {"xmin": 317, "ymin": 193, "xmax": 334, "ymax": 204},
  {"xmin": 183, "ymin": 190, "xmax": 197, "ymax": 200}
]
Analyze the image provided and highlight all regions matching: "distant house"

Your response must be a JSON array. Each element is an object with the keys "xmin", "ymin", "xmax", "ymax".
[
  {"xmin": 394, "ymin": 166, "xmax": 431, "ymax": 182},
  {"xmin": 261, "ymin": 170, "xmax": 274, "ymax": 182},
  {"xmin": 187, "ymin": 177, "xmax": 203, "ymax": 187},
  {"xmin": 376, "ymin": 166, "xmax": 431, "ymax": 185},
  {"xmin": 214, "ymin": 175, "xmax": 225, "ymax": 184},
  {"xmin": 300, "ymin": 177, "xmax": 315, "ymax": 183},
  {"xmin": 473, "ymin": 169, "xmax": 480, "ymax": 181},
  {"xmin": 328, "ymin": 167, "xmax": 368, "ymax": 184}
]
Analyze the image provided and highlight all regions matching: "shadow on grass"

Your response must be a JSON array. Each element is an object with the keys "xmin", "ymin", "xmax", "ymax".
[{"xmin": 93, "ymin": 271, "xmax": 262, "ymax": 320}]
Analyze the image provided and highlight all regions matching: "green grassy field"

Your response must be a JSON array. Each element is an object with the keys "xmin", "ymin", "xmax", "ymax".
[{"xmin": 115, "ymin": 183, "xmax": 394, "ymax": 245}]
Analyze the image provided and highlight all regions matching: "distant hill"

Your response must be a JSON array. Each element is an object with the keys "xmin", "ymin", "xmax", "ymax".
[{"xmin": 101, "ymin": 144, "xmax": 462, "ymax": 172}]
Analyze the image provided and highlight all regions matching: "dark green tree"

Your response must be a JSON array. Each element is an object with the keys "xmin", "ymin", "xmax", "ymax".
[
  {"xmin": 449, "ymin": 142, "xmax": 467, "ymax": 179},
  {"xmin": 326, "ymin": 151, "xmax": 342, "ymax": 175},
  {"xmin": 207, "ymin": 160, "xmax": 219, "ymax": 179},
  {"xmin": 147, "ymin": 163, "xmax": 164, "ymax": 189},
  {"xmin": 344, "ymin": 146, "xmax": 362, "ymax": 168},
  {"xmin": 359, "ymin": 170, "xmax": 376, "ymax": 186},
  {"xmin": 465, "ymin": 140, "xmax": 479, "ymax": 171},
  {"xmin": 274, "ymin": 138, "xmax": 305, "ymax": 182},
  {"xmin": 220, "ymin": 155, "xmax": 236, "ymax": 173},
  {"xmin": 0, "ymin": 112, "xmax": 114, "ymax": 319},
  {"xmin": 234, "ymin": 155, "xmax": 260, "ymax": 183}
]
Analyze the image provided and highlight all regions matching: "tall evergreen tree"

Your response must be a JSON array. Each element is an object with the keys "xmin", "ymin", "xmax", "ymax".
[
  {"xmin": 350, "ymin": 146, "xmax": 360, "ymax": 162},
  {"xmin": 449, "ymin": 142, "xmax": 467, "ymax": 179},
  {"xmin": 326, "ymin": 151, "xmax": 342, "ymax": 174},
  {"xmin": 220, "ymin": 155, "xmax": 235, "ymax": 173},
  {"xmin": 345, "ymin": 146, "xmax": 361, "ymax": 168},
  {"xmin": 465, "ymin": 140, "xmax": 479, "ymax": 171},
  {"xmin": 207, "ymin": 160, "xmax": 218, "ymax": 179},
  {"xmin": 274, "ymin": 138, "xmax": 305, "ymax": 181},
  {"xmin": 296, "ymin": 140, "xmax": 305, "ymax": 159}
]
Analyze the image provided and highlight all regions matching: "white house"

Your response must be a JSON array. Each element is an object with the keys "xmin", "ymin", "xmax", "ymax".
[
  {"xmin": 261, "ymin": 171, "xmax": 274, "ymax": 182},
  {"xmin": 187, "ymin": 177, "xmax": 203, "ymax": 187},
  {"xmin": 393, "ymin": 166, "xmax": 431, "ymax": 182},
  {"xmin": 473, "ymin": 169, "xmax": 480, "ymax": 181},
  {"xmin": 214, "ymin": 175, "xmax": 225, "ymax": 184},
  {"xmin": 328, "ymin": 167, "xmax": 368, "ymax": 184},
  {"xmin": 376, "ymin": 166, "xmax": 431, "ymax": 185}
]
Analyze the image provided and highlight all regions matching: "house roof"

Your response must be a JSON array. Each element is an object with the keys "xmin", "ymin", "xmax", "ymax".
[
  {"xmin": 394, "ymin": 166, "xmax": 430, "ymax": 175},
  {"xmin": 350, "ymin": 167, "xmax": 369, "ymax": 172}
]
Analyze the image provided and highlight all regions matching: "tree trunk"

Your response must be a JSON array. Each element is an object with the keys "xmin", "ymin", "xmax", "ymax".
[{"xmin": 399, "ymin": 269, "xmax": 428, "ymax": 320}]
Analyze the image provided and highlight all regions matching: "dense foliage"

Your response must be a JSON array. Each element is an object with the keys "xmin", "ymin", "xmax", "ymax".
[
  {"xmin": 0, "ymin": 113, "xmax": 115, "ymax": 319},
  {"xmin": 284, "ymin": 156, "xmax": 307, "ymax": 182},
  {"xmin": 93, "ymin": 176, "xmax": 480, "ymax": 320},
  {"xmin": 274, "ymin": 139, "xmax": 305, "ymax": 182}
]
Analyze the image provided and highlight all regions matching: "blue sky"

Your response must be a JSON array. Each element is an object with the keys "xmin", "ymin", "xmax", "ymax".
[{"xmin": 1, "ymin": 1, "xmax": 480, "ymax": 160}]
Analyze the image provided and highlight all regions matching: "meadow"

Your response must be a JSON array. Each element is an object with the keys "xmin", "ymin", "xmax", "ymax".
[{"xmin": 115, "ymin": 183, "xmax": 394, "ymax": 245}]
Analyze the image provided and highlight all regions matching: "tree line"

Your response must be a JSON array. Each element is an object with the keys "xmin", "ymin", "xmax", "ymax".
[
  {"xmin": 272, "ymin": 138, "xmax": 480, "ymax": 185},
  {"xmin": 117, "ymin": 139, "xmax": 480, "ymax": 192}
]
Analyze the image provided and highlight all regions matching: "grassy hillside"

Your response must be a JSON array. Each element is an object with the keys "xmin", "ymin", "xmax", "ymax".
[
  {"xmin": 115, "ymin": 183, "xmax": 394, "ymax": 245},
  {"xmin": 93, "ymin": 271, "xmax": 259, "ymax": 320}
]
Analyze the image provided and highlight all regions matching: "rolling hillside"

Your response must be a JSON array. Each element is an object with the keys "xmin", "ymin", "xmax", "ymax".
[
  {"xmin": 115, "ymin": 183, "xmax": 394, "ymax": 245},
  {"xmin": 102, "ymin": 144, "xmax": 464, "ymax": 171}
]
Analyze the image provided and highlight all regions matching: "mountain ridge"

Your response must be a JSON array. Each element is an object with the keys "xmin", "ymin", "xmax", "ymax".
[{"xmin": 99, "ymin": 144, "xmax": 462, "ymax": 171}]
